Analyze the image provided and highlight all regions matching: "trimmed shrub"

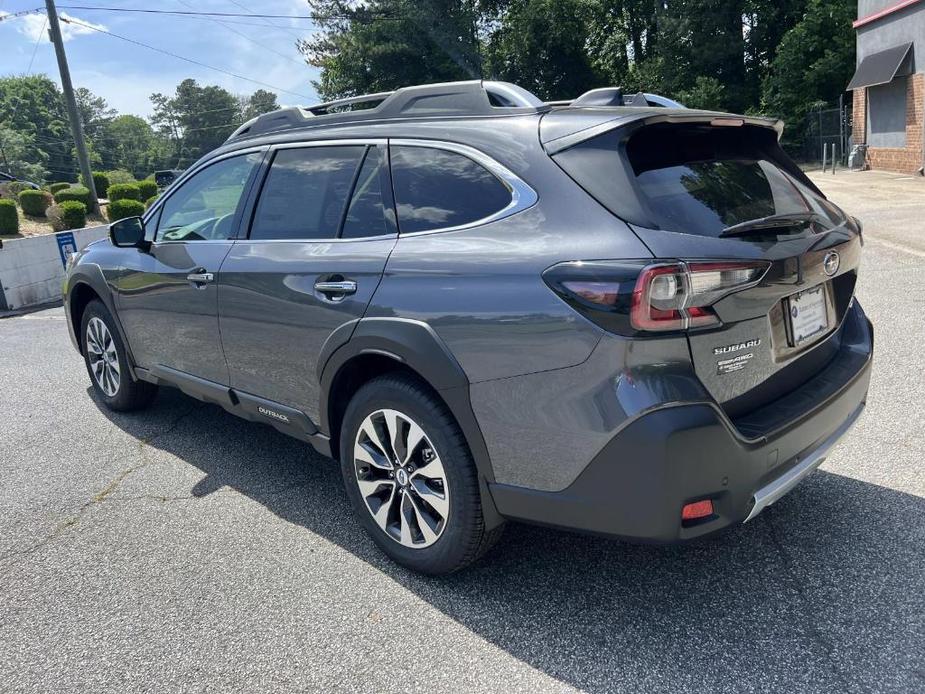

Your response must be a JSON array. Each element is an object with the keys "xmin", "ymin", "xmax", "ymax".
[
  {"xmin": 48, "ymin": 202, "xmax": 89, "ymax": 231},
  {"xmin": 81, "ymin": 171, "xmax": 110, "ymax": 198},
  {"xmin": 49, "ymin": 182, "xmax": 71, "ymax": 194},
  {"xmin": 107, "ymin": 183, "xmax": 142, "ymax": 202},
  {"xmin": 105, "ymin": 169, "xmax": 136, "ymax": 186},
  {"xmin": 0, "ymin": 199, "xmax": 18, "ymax": 234},
  {"xmin": 108, "ymin": 198, "xmax": 145, "ymax": 221},
  {"xmin": 54, "ymin": 185, "xmax": 92, "ymax": 208},
  {"xmin": 59, "ymin": 200, "xmax": 87, "ymax": 230},
  {"xmin": 136, "ymin": 179, "xmax": 158, "ymax": 201},
  {"xmin": 18, "ymin": 189, "xmax": 53, "ymax": 216},
  {"xmin": 144, "ymin": 195, "xmax": 159, "ymax": 210},
  {"xmin": 3, "ymin": 181, "xmax": 34, "ymax": 197}
]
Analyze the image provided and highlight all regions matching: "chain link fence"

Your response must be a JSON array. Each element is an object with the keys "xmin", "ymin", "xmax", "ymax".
[{"xmin": 800, "ymin": 102, "xmax": 853, "ymax": 166}]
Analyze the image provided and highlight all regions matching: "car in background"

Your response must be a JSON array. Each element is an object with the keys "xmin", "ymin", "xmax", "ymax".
[
  {"xmin": 0, "ymin": 171, "xmax": 40, "ymax": 190},
  {"xmin": 153, "ymin": 169, "xmax": 184, "ymax": 189}
]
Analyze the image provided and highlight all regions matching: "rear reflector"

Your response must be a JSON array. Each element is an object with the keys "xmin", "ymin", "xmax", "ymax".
[{"xmin": 681, "ymin": 499, "xmax": 714, "ymax": 521}]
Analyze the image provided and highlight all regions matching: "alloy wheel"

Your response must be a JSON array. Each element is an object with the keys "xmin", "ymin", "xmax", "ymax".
[
  {"xmin": 86, "ymin": 316, "xmax": 120, "ymax": 397},
  {"xmin": 353, "ymin": 408, "xmax": 449, "ymax": 548}
]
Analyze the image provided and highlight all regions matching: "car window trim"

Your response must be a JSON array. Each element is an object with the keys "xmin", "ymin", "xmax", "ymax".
[
  {"xmin": 336, "ymin": 145, "xmax": 371, "ymax": 238},
  {"xmin": 387, "ymin": 138, "xmax": 538, "ymax": 237},
  {"xmin": 144, "ymin": 146, "xmax": 269, "ymax": 244},
  {"xmin": 241, "ymin": 138, "xmax": 398, "ymax": 244}
]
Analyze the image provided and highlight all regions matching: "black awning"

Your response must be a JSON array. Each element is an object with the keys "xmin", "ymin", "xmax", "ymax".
[{"xmin": 847, "ymin": 43, "xmax": 914, "ymax": 90}]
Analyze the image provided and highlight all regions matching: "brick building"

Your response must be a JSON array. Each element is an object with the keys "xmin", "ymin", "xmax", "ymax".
[{"xmin": 848, "ymin": 0, "xmax": 924, "ymax": 174}]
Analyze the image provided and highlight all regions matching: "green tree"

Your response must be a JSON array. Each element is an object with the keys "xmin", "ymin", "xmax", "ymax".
[
  {"xmin": 75, "ymin": 87, "xmax": 116, "ymax": 140},
  {"xmin": 0, "ymin": 126, "xmax": 47, "ymax": 182},
  {"xmin": 677, "ymin": 75, "xmax": 726, "ymax": 110},
  {"xmin": 150, "ymin": 79, "xmax": 240, "ymax": 167},
  {"xmin": 762, "ymin": 0, "xmax": 856, "ymax": 144},
  {"xmin": 299, "ymin": 0, "xmax": 482, "ymax": 100},
  {"xmin": 103, "ymin": 115, "xmax": 157, "ymax": 179},
  {"xmin": 484, "ymin": 0, "xmax": 601, "ymax": 100},
  {"xmin": 241, "ymin": 89, "xmax": 280, "ymax": 120},
  {"xmin": 0, "ymin": 75, "xmax": 76, "ymax": 182}
]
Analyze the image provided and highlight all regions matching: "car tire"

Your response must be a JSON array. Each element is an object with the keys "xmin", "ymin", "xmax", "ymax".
[
  {"xmin": 81, "ymin": 299, "xmax": 157, "ymax": 411},
  {"xmin": 340, "ymin": 374, "xmax": 503, "ymax": 575}
]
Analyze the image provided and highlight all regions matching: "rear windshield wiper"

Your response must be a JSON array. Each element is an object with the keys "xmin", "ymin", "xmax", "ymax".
[{"xmin": 720, "ymin": 212, "xmax": 825, "ymax": 238}]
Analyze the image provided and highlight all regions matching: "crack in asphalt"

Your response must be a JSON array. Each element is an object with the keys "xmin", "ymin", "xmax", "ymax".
[
  {"xmin": 764, "ymin": 514, "xmax": 864, "ymax": 694},
  {"xmin": 0, "ymin": 404, "xmax": 201, "ymax": 572}
]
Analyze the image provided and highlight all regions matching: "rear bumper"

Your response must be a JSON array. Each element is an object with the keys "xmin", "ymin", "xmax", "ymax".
[{"xmin": 489, "ymin": 308, "xmax": 873, "ymax": 543}]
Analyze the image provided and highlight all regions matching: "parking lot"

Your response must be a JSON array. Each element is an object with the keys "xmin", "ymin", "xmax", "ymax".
[{"xmin": 1, "ymin": 170, "xmax": 923, "ymax": 693}]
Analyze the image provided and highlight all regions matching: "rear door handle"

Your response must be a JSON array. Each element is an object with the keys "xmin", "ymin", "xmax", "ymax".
[
  {"xmin": 314, "ymin": 280, "xmax": 357, "ymax": 296},
  {"xmin": 187, "ymin": 272, "xmax": 214, "ymax": 284}
]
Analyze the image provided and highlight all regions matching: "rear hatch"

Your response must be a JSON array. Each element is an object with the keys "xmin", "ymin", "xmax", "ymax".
[{"xmin": 543, "ymin": 109, "xmax": 862, "ymax": 419}]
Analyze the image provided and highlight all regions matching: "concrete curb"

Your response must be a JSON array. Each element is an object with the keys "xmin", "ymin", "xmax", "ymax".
[{"xmin": 0, "ymin": 225, "xmax": 108, "ymax": 311}]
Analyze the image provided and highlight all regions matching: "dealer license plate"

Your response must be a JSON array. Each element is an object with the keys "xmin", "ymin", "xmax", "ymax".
[{"xmin": 786, "ymin": 285, "xmax": 829, "ymax": 347}]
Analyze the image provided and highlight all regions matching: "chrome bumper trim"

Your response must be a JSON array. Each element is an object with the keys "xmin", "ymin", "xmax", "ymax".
[{"xmin": 744, "ymin": 401, "xmax": 865, "ymax": 523}]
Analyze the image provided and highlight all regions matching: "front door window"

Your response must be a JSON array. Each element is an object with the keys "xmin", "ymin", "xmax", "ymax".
[{"xmin": 156, "ymin": 152, "xmax": 262, "ymax": 242}]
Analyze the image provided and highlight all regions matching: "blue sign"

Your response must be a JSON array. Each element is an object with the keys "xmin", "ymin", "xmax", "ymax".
[{"xmin": 56, "ymin": 231, "xmax": 77, "ymax": 269}]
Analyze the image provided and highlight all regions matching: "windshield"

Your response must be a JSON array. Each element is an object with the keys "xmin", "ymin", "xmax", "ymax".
[{"xmin": 626, "ymin": 124, "xmax": 843, "ymax": 237}]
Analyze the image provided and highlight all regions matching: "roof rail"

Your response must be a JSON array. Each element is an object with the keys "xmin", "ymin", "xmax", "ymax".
[
  {"xmin": 547, "ymin": 88, "xmax": 686, "ymax": 109},
  {"xmin": 226, "ymin": 80, "xmax": 548, "ymax": 143},
  {"xmin": 305, "ymin": 91, "xmax": 394, "ymax": 115}
]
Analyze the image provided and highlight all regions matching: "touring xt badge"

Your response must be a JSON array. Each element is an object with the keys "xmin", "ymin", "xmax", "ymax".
[{"xmin": 713, "ymin": 339, "xmax": 761, "ymax": 356}]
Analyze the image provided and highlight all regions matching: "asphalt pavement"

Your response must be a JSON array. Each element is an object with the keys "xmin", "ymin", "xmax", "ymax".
[{"xmin": 0, "ymin": 170, "xmax": 922, "ymax": 693}]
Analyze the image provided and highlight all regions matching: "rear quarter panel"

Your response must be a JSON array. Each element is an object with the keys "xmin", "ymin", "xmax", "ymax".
[{"xmin": 368, "ymin": 134, "xmax": 653, "ymax": 383}]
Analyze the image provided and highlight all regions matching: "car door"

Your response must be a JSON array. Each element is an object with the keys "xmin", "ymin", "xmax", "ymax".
[
  {"xmin": 218, "ymin": 141, "xmax": 397, "ymax": 427},
  {"xmin": 112, "ymin": 150, "xmax": 264, "ymax": 385}
]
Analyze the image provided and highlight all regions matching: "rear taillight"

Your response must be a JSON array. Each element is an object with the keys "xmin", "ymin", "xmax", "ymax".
[
  {"xmin": 631, "ymin": 261, "xmax": 768, "ymax": 331},
  {"xmin": 544, "ymin": 259, "xmax": 769, "ymax": 335}
]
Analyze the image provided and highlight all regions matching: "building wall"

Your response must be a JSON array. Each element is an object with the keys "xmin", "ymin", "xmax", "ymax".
[
  {"xmin": 857, "ymin": 1, "xmax": 925, "ymax": 69},
  {"xmin": 853, "ymin": 2, "xmax": 924, "ymax": 173},
  {"xmin": 855, "ymin": 73, "xmax": 924, "ymax": 174}
]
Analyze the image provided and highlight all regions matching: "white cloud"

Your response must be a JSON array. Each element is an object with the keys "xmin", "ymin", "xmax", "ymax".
[{"xmin": 15, "ymin": 11, "xmax": 107, "ymax": 43}]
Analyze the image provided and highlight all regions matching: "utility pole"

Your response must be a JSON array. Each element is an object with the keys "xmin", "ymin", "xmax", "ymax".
[{"xmin": 44, "ymin": 0, "xmax": 99, "ymax": 214}]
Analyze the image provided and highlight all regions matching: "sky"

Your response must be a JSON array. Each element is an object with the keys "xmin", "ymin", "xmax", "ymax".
[{"xmin": 0, "ymin": 0, "xmax": 322, "ymax": 118}]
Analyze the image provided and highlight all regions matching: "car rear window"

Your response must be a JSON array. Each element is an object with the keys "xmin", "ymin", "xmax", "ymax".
[
  {"xmin": 390, "ymin": 145, "xmax": 512, "ymax": 233},
  {"xmin": 555, "ymin": 123, "xmax": 842, "ymax": 237}
]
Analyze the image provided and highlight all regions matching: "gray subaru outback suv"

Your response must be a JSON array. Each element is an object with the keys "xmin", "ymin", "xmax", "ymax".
[{"xmin": 64, "ymin": 81, "xmax": 873, "ymax": 574}]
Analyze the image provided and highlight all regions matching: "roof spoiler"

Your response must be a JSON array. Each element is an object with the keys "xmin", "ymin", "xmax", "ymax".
[{"xmin": 542, "ymin": 111, "xmax": 785, "ymax": 155}]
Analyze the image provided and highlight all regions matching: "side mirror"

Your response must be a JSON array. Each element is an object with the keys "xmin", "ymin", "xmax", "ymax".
[{"xmin": 109, "ymin": 216, "xmax": 148, "ymax": 250}]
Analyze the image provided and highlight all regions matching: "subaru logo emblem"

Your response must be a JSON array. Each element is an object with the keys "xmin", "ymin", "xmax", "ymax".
[{"xmin": 823, "ymin": 251, "xmax": 840, "ymax": 276}]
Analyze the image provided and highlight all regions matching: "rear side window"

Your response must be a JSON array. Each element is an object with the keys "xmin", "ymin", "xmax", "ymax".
[
  {"xmin": 390, "ymin": 146, "xmax": 511, "ymax": 233},
  {"xmin": 250, "ymin": 146, "xmax": 364, "ymax": 240}
]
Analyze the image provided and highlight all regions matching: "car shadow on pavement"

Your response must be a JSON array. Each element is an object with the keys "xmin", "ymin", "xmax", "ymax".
[{"xmin": 95, "ymin": 387, "xmax": 925, "ymax": 694}]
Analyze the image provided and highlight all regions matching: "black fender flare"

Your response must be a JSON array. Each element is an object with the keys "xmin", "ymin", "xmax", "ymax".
[
  {"xmin": 66, "ymin": 266, "xmax": 140, "ymax": 381},
  {"xmin": 319, "ymin": 317, "xmax": 503, "ymax": 528}
]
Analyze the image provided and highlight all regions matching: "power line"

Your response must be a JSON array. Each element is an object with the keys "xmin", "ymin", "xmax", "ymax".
[
  {"xmin": 54, "ymin": 5, "xmax": 382, "ymax": 20},
  {"xmin": 173, "ymin": 0, "xmax": 306, "ymax": 68},
  {"xmin": 224, "ymin": 0, "xmax": 305, "ymax": 42},
  {"xmin": 26, "ymin": 14, "xmax": 47, "ymax": 73},
  {"xmin": 58, "ymin": 16, "xmax": 314, "ymax": 100}
]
